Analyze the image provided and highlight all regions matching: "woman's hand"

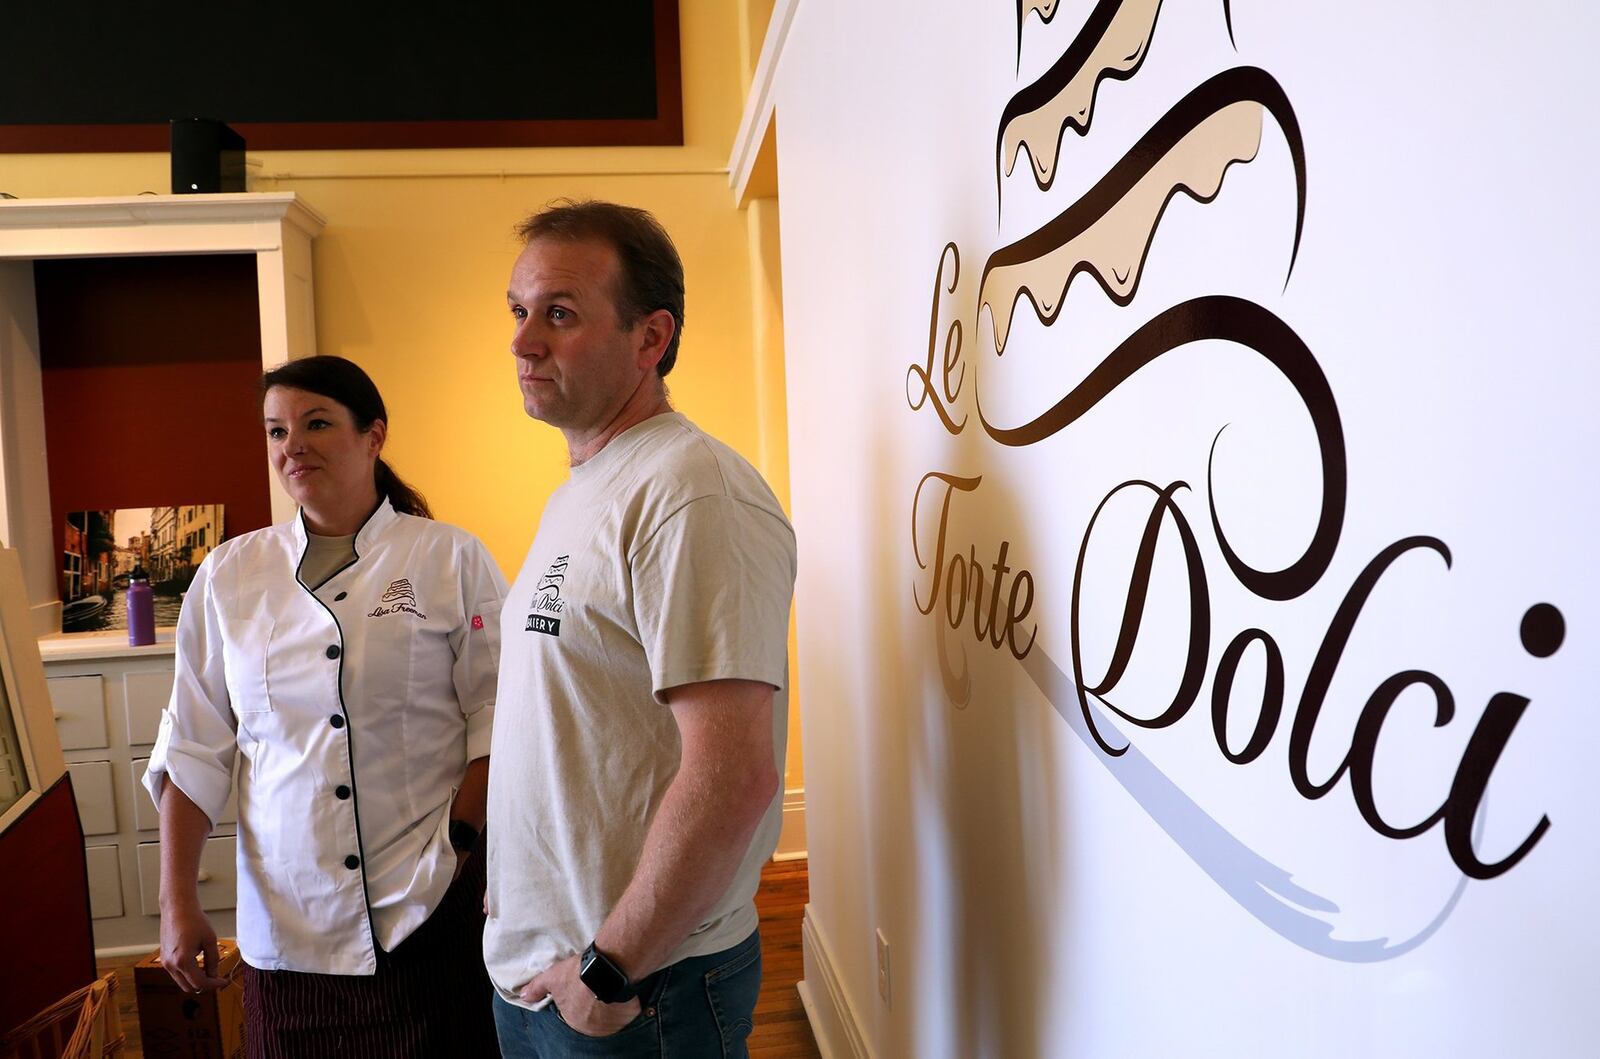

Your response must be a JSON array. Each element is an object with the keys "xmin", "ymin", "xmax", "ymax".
[
  {"xmin": 157, "ymin": 783, "xmax": 227, "ymax": 993},
  {"xmin": 160, "ymin": 902, "xmax": 229, "ymax": 993}
]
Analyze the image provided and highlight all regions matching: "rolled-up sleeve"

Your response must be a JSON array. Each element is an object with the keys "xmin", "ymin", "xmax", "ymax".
[
  {"xmin": 450, "ymin": 538, "xmax": 507, "ymax": 761},
  {"xmin": 142, "ymin": 555, "xmax": 237, "ymax": 827}
]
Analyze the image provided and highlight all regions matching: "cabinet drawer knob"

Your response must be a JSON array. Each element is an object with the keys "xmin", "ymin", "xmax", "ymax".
[{"xmin": 195, "ymin": 870, "xmax": 213, "ymax": 884}]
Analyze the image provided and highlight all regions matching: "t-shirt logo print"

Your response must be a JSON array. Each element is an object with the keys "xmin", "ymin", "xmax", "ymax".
[
  {"xmin": 525, "ymin": 555, "xmax": 568, "ymax": 636},
  {"xmin": 368, "ymin": 578, "xmax": 427, "ymax": 619}
]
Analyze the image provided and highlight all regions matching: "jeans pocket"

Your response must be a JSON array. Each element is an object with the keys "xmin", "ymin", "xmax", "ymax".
[
  {"xmin": 703, "ymin": 934, "xmax": 762, "ymax": 1056},
  {"xmin": 551, "ymin": 1000, "xmax": 656, "ymax": 1048}
]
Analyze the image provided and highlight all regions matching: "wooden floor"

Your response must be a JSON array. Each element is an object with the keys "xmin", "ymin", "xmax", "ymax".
[
  {"xmin": 749, "ymin": 858, "xmax": 822, "ymax": 1058},
  {"xmin": 98, "ymin": 857, "xmax": 821, "ymax": 1058}
]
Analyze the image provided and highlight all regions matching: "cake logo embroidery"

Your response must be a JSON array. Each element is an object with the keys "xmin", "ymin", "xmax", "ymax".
[
  {"xmin": 526, "ymin": 554, "xmax": 568, "ymax": 636},
  {"xmin": 368, "ymin": 578, "xmax": 426, "ymax": 619}
]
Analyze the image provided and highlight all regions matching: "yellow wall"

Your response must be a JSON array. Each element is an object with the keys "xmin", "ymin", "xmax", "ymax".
[
  {"xmin": 2, "ymin": 0, "xmax": 804, "ymax": 789},
  {"xmin": 1, "ymin": 2, "xmax": 752, "ymax": 568}
]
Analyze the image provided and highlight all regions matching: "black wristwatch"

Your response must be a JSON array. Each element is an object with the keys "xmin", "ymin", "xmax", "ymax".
[
  {"xmin": 578, "ymin": 942, "xmax": 638, "ymax": 1003},
  {"xmin": 448, "ymin": 819, "xmax": 480, "ymax": 853}
]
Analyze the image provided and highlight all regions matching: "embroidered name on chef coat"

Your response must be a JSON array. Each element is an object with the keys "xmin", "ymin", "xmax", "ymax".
[{"xmin": 369, "ymin": 578, "xmax": 427, "ymax": 619}]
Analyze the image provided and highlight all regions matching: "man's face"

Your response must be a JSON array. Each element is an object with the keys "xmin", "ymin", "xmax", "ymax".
[{"xmin": 506, "ymin": 237, "xmax": 650, "ymax": 434}]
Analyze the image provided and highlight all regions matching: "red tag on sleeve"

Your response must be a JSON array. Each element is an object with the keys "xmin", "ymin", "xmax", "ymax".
[{"xmin": 471, "ymin": 615, "xmax": 484, "ymax": 630}]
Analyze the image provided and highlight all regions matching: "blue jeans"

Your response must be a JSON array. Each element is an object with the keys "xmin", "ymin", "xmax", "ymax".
[{"xmin": 492, "ymin": 930, "xmax": 762, "ymax": 1058}]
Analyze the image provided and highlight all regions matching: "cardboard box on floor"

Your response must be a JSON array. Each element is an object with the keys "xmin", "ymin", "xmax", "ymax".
[{"xmin": 134, "ymin": 940, "xmax": 244, "ymax": 1059}]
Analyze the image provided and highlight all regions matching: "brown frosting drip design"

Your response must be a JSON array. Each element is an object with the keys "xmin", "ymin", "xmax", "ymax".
[
  {"xmin": 1002, "ymin": 2, "xmax": 1241, "ymax": 195},
  {"xmin": 1000, "ymin": 0, "xmax": 1165, "ymax": 193},
  {"xmin": 981, "ymin": 67, "xmax": 1306, "ymax": 354},
  {"xmin": 1016, "ymin": 0, "xmax": 1062, "ymax": 36},
  {"xmin": 1016, "ymin": 0, "xmax": 1063, "ymax": 66}
]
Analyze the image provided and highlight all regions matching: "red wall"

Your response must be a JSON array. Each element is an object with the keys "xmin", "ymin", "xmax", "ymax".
[
  {"xmin": 0, "ymin": 776, "xmax": 95, "ymax": 1035},
  {"xmin": 34, "ymin": 255, "xmax": 272, "ymax": 595}
]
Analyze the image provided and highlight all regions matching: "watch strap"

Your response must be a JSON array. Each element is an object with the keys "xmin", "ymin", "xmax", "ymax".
[{"xmin": 448, "ymin": 819, "xmax": 480, "ymax": 853}]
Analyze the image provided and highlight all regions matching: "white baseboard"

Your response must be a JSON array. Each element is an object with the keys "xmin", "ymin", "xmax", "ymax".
[
  {"xmin": 773, "ymin": 786, "xmax": 806, "ymax": 860},
  {"xmin": 95, "ymin": 942, "xmax": 156, "ymax": 960},
  {"xmin": 797, "ymin": 981, "xmax": 833, "ymax": 1056},
  {"xmin": 800, "ymin": 904, "xmax": 873, "ymax": 1059}
]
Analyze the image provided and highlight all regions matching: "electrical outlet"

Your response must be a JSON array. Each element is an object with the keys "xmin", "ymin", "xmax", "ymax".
[{"xmin": 876, "ymin": 928, "xmax": 891, "ymax": 1006}]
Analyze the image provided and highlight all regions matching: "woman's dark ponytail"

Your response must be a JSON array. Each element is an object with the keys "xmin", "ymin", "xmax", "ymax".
[
  {"xmin": 375, "ymin": 458, "xmax": 432, "ymax": 519},
  {"xmin": 261, "ymin": 355, "xmax": 433, "ymax": 520}
]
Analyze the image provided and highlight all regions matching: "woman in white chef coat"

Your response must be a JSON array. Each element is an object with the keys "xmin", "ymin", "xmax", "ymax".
[{"xmin": 144, "ymin": 355, "xmax": 507, "ymax": 1057}]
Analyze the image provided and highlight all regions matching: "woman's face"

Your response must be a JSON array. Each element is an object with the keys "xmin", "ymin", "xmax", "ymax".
[{"xmin": 263, "ymin": 386, "xmax": 386, "ymax": 532}]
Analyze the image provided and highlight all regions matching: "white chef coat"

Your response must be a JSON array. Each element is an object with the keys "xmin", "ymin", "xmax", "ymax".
[{"xmin": 143, "ymin": 499, "xmax": 507, "ymax": 975}]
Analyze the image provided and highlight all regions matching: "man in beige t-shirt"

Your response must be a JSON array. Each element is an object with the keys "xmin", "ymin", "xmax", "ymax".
[{"xmin": 484, "ymin": 200, "xmax": 797, "ymax": 1057}]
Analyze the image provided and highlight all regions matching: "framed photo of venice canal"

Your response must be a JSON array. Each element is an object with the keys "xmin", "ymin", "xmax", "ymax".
[{"xmin": 62, "ymin": 506, "xmax": 223, "ymax": 635}]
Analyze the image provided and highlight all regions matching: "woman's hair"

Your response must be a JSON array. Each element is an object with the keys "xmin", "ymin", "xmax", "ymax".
[{"xmin": 260, "ymin": 355, "xmax": 433, "ymax": 519}]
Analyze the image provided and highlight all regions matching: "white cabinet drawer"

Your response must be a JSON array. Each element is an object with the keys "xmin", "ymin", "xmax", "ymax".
[
  {"xmin": 85, "ymin": 844, "xmax": 124, "ymax": 920},
  {"xmin": 137, "ymin": 835, "xmax": 237, "ymax": 916},
  {"xmin": 130, "ymin": 758, "xmax": 239, "ymax": 832},
  {"xmin": 124, "ymin": 670, "xmax": 174, "ymax": 746},
  {"xmin": 130, "ymin": 758, "xmax": 160, "ymax": 832},
  {"xmin": 46, "ymin": 675, "xmax": 107, "ymax": 749},
  {"xmin": 66, "ymin": 760, "xmax": 117, "ymax": 836}
]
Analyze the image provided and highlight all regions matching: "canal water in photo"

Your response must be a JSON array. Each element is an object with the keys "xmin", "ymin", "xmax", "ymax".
[{"xmin": 62, "ymin": 587, "xmax": 185, "ymax": 634}]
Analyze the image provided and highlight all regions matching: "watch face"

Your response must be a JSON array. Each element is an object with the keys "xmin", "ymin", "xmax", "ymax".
[{"xmin": 579, "ymin": 945, "xmax": 632, "ymax": 1003}]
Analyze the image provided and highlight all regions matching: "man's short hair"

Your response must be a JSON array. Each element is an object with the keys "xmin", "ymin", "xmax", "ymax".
[{"xmin": 515, "ymin": 200, "xmax": 686, "ymax": 377}]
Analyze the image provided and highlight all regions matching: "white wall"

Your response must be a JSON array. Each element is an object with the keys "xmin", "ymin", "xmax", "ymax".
[{"xmin": 776, "ymin": 2, "xmax": 1599, "ymax": 1056}]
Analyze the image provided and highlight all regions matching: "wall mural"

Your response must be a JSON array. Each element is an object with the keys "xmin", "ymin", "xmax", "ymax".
[{"xmin": 906, "ymin": 1, "xmax": 1559, "ymax": 961}]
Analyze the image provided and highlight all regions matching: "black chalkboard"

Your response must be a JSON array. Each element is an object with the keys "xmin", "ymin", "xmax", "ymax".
[{"xmin": 0, "ymin": 0, "xmax": 680, "ymax": 151}]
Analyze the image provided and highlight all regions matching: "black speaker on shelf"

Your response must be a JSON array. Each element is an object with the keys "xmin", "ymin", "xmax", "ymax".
[{"xmin": 170, "ymin": 119, "xmax": 245, "ymax": 194}]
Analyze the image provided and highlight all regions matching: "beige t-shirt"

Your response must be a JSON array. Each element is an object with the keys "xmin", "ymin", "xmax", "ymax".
[
  {"xmin": 483, "ymin": 413, "xmax": 797, "ymax": 1003},
  {"xmin": 299, "ymin": 531, "xmax": 356, "ymax": 589}
]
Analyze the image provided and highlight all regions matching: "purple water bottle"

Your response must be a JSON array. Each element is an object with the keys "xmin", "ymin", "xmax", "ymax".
[{"xmin": 127, "ymin": 565, "xmax": 155, "ymax": 646}]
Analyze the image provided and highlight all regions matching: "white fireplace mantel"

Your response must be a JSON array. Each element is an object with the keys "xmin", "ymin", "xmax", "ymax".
[{"xmin": 0, "ymin": 193, "xmax": 325, "ymax": 633}]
